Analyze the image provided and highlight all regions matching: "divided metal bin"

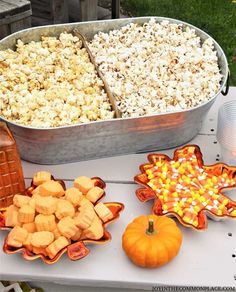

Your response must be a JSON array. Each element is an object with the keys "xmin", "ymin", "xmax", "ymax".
[{"xmin": 0, "ymin": 17, "xmax": 229, "ymax": 164}]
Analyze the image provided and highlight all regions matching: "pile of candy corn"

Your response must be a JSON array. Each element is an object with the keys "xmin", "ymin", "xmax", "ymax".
[{"xmin": 145, "ymin": 147, "xmax": 236, "ymax": 227}]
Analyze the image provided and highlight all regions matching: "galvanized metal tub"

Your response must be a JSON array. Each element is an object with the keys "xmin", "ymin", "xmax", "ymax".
[{"xmin": 0, "ymin": 17, "xmax": 229, "ymax": 164}]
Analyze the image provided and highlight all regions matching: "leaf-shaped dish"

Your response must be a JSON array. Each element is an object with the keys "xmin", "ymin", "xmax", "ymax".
[
  {"xmin": 134, "ymin": 144, "xmax": 236, "ymax": 231},
  {"xmin": 0, "ymin": 177, "xmax": 124, "ymax": 264}
]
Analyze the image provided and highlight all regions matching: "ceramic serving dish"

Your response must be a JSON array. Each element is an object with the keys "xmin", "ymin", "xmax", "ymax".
[
  {"xmin": 134, "ymin": 145, "xmax": 236, "ymax": 230},
  {"xmin": 0, "ymin": 177, "xmax": 124, "ymax": 264}
]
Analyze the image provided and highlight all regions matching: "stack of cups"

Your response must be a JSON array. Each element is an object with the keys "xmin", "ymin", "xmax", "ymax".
[{"xmin": 217, "ymin": 100, "xmax": 236, "ymax": 165}]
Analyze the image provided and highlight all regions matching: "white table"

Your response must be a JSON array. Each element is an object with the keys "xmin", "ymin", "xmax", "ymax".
[{"xmin": 0, "ymin": 88, "xmax": 236, "ymax": 292}]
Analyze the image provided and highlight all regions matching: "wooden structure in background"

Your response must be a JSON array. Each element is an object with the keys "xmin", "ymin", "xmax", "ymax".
[
  {"xmin": 80, "ymin": 0, "xmax": 120, "ymax": 21},
  {"xmin": 0, "ymin": 0, "xmax": 121, "ymax": 37},
  {"xmin": 31, "ymin": 0, "xmax": 120, "ymax": 25},
  {"xmin": 80, "ymin": 0, "xmax": 97, "ymax": 21},
  {"xmin": 31, "ymin": 0, "xmax": 68, "ymax": 26},
  {"xmin": 112, "ymin": 0, "xmax": 120, "ymax": 19},
  {"xmin": 0, "ymin": 0, "xmax": 32, "ymax": 39}
]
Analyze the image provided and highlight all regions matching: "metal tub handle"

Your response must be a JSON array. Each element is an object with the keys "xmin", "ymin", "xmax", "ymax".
[{"xmin": 221, "ymin": 71, "xmax": 230, "ymax": 96}]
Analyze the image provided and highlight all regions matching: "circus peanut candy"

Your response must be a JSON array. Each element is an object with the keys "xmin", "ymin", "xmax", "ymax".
[{"xmin": 0, "ymin": 173, "xmax": 124, "ymax": 263}]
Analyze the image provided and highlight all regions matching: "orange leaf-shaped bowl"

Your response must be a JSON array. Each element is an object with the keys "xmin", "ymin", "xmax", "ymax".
[
  {"xmin": 134, "ymin": 144, "xmax": 236, "ymax": 231},
  {"xmin": 0, "ymin": 177, "xmax": 124, "ymax": 264}
]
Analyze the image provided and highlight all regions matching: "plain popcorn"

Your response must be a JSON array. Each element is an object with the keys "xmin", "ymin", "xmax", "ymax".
[{"xmin": 89, "ymin": 19, "xmax": 222, "ymax": 118}]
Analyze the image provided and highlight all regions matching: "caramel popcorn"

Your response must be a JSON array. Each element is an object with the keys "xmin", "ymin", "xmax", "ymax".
[
  {"xmin": 89, "ymin": 19, "xmax": 222, "ymax": 117},
  {"xmin": 0, "ymin": 33, "xmax": 114, "ymax": 127}
]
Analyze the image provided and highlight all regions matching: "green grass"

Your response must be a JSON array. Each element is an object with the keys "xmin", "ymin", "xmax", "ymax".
[{"xmin": 122, "ymin": 0, "xmax": 236, "ymax": 86}]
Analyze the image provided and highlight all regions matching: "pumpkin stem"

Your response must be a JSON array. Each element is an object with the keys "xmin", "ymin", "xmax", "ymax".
[{"xmin": 146, "ymin": 218, "xmax": 156, "ymax": 235}]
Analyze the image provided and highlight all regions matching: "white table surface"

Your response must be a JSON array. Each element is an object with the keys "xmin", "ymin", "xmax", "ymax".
[{"xmin": 1, "ymin": 88, "xmax": 236, "ymax": 292}]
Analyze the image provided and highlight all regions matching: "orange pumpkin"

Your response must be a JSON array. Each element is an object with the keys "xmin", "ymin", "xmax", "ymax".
[{"xmin": 122, "ymin": 215, "xmax": 182, "ymax": 268}]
